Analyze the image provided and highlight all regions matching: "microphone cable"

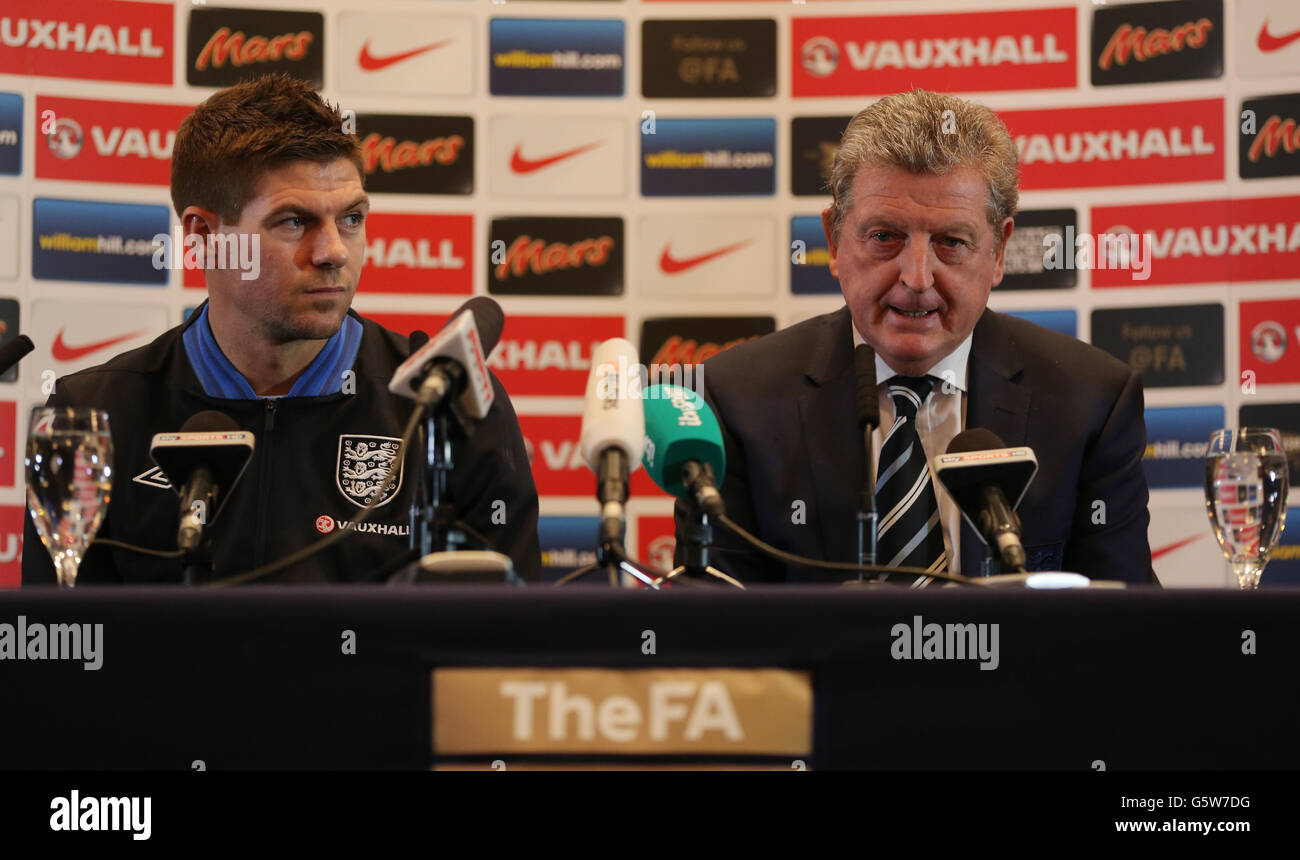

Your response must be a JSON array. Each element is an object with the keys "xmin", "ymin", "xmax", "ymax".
[{"xmin": 715, "ymin": 513, "xmax": 984, "ymax": 587}]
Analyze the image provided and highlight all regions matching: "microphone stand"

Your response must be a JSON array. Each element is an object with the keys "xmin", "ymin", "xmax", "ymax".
[
  {"xmin": 396, "ymin": 404, "xmax": 514, "ymax": 584},
  {"xmin": 181, "ymin": 538, "xmax": 213, "ymax": 586},
  {"xmin": 658, "ymin": 503, "xmax": 744, "ymax": 589},
  {"xmin": 555, "ymin": 450, "xmax": 660, "ymax": 588},
  {"xmin": 411, "ymin": 409, "xmax": 465, "ymax": 557},
  {"xmin": 856, "ymin": 419, "xmax": 878, "ymax": 583}
]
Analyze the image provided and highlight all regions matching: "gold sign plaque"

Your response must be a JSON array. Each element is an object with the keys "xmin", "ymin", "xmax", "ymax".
[{"xmin": 433, "ymin": 667, "xmax": 812, "ymax": 756}]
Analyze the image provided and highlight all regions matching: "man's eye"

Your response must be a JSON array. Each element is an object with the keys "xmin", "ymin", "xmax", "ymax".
[
  {"xmin": 343, "ymin": 213, "xmax": 365, "ymax": 228},
  {"xmin": 940, "ymin": 237, "xmax": 967, "ymax": 248},
  {"xmin": 280, "ymin": 216, "xmax": 306, "ymax": 229},
  {"xmin": 869, "ymin": 231, "xmax": 895, "ymax": 242}
]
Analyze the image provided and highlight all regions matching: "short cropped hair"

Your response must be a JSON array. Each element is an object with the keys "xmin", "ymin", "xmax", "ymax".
[
  {"xmin": 826, "ymin": 89, "xmax": 1019, "ymax": 246},
  {"xmin": 170, "ymin": 74, "xmax": 363, "ymax": 222}
]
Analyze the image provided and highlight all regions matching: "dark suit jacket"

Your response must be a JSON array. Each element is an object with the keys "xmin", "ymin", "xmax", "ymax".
[{"xmin": 676, "ymin": 306, "xmax": 1156, "ymax": 585}]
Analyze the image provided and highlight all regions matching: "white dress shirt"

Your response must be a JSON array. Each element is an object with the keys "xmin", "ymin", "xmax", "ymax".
[{"xmin": 852, "ymin": 324, "xmax": 971, "ymax": 573}]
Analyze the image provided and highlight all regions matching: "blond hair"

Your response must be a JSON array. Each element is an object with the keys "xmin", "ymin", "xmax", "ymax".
[{"xmin": 826, "ymin": 89, "xmax": 1019, "ymax": 246}]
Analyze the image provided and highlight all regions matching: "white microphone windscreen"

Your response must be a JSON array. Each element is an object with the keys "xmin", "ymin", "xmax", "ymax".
[{"xmin": 579, "ymin": 337, "xmax": 645, "ymax": 472}]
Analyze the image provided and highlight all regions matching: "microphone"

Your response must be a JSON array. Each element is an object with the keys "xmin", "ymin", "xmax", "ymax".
[
  {"xmin": 854, "ymin": 344, "xmax": 879, "ymax": 431},
  {"xmin": 389, "ymin": 297, "xmax": 503, "ymax": 418},
  {"xmin": 579, "ymin": 338, "xmax": 645, "ymax": 547},
  {"xmin": 854, "ymin": 343, "xmax": 879, "ymax": 574},
  {"xmin": 933, "ymin": 429, "xmax": 1038, "ymax": 574},
  {"xmin": 0, "ymin": 335, "xmax": 34, "ymax": 376},
  {"xmin": 641, "ymin": 384, "xmax": 726, "ymax": 519},
  {"xmin": 149, "ymin": 412, "xmax": 255, "ymax": 553}
]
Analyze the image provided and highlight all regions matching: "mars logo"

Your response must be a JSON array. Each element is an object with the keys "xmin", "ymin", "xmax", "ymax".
[
  {"xmin": 361, "ymin": 133, "xmax": 464, "ymax": 174},
  {"xmin": 1249, "ymin": 112, "xmax": 1299, "ymax": 161},
  {"xmin": 496, "ymin": 236, "xmax": 615, "ymax": 280},
  {"xmin": 0, "ymin": 0, "xmax": 173, "ymax": 85},
  {"xmin": 1091, "ymin": 0, "xmax": 1222, "ymax": 86},
  {"xmin": 46, "ymin": 117, "xmax": 81, "ymax": 159},
  {"xmin": 488, "ymin": 217, "xmax": 623, "ymax": 297},
  {"xmin": 355, "ymin": 115, "xmax": 474, "ymax": 195},
  {"xmin": 639, "ymin": 316, "xmax": 774, "ymax": 383},
  {"xmin": 336, "ymin": 435, "xmax": 403, "ymax": 508},
  {"xmin": 1251, "ymin": 321, "xmax": 1288, "ymax": 364},
  {"xmin": 187, "ymin": 8, "xmax": 324, "ymax": 88},
  {"xmin": 195, "ymin": 28, "xmax": 313, "ymax": 70},
  {"xmin": 800, "ymin": 37, "xmax": 838, "ymax": 77},
  {"xmin": 1099, "ymin": 21, "xmax": 1214, "ymax": 69},
  {"xmin": 1241, "ymin": 94, "xmax": 1300, "ymax": 179}
]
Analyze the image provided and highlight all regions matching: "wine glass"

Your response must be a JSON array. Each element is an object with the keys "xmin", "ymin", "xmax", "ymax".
[
  {"xmin": 25, "ymin": 408, "xmax": 113, "ymax": 587},
  {"xmin": 1204, "ymin": 428, "xmax": 1289, "ymax": 589}
]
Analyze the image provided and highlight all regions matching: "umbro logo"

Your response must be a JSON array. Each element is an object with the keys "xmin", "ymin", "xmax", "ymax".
[{"xmin": 133, "ymin": 465, "xmax": 172, "ymax": 490}]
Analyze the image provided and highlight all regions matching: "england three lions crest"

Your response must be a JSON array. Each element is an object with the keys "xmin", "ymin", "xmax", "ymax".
[{"xmin": 337, "ymin": 435, "xmax": 404, "ymax": 508}]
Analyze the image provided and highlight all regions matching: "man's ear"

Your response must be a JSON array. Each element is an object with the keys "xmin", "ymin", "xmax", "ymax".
[
  {"xmin": 990, "ymin": 217, "xmax": 1014, "ymax": 288},
  {"xmin": 820, "ymin": 206, "xmax": 839, "ymax": 280},
  {"xmin": 180, "ymin": 206, "xmax": 221, "ymax": 275}
]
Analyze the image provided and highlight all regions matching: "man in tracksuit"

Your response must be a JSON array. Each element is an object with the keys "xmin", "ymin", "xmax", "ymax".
[{"xmin": 22, "ymin": 74, "xmax": 540, "ymax": 584}]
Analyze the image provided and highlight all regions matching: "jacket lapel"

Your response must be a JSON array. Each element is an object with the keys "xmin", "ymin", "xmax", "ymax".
[
  {"xmin": 797, "ymin": 308, "xmax": 862, "ymax": 566},
  {"xmin": 961, "ymin": 310, "xmax": 1032, "ymax": 577}
]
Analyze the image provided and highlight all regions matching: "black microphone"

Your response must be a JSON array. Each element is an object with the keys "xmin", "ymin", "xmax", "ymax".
[
  {"xmin": 0, "ymin": 335, "xmax": 35, "ymax": 376},
  {"xmin": 150, "ymin": 412, "xmax": 255, "ymax": 553},
  {"xmin": 936, "ymin": 429, "xmax": 1039, "ymax": 574},
  {"xmin": 854, "ymin": 344, "xmax": 879, "ymax": 574}
]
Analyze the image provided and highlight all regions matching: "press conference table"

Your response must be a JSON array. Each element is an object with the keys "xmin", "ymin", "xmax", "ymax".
[{"xmin": 2, "ymin": 585, "xmax": 1297, "ymax": 770}]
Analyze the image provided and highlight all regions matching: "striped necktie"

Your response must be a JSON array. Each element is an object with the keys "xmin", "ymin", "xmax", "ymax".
[{"xmin": 875, "ymin": 375, "xmax": 947, "ymax": 586}]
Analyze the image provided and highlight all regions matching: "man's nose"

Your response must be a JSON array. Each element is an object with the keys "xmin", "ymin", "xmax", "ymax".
[
  {"xmin": 312, "ymin": 220, "xmax": 349, "ymax": 269},
  {"xmin": 898, "ymin": 237, "xmax": 935, "ymax": 291}
]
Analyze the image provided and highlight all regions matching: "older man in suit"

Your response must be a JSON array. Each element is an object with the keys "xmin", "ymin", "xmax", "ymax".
[{"xmin": 678, "ymin": 89, "xmax": 1155, "ymax": 585}]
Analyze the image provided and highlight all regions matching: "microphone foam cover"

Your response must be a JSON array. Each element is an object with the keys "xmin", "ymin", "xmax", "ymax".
[
  {"xmin": 459, "ymin": 296, "xmax": 505, "ymax": 354},
  {"xmin": 947, "ymin": 427, "xmax": 1005, "ymax": 455},
  {"xmin": 180, "ymin": 410, "xmax": 241, "ymax": 434},
  {"xmin": 579, "ymin": 338, "xmax": 646, "ymax": 471},
  {"xmin": 641, "ymin": 384, "xmax": 725, "ymax": 498},
  {"xmin": 854, "ymin": 344, "xmax": 879, "ymax": 428}
]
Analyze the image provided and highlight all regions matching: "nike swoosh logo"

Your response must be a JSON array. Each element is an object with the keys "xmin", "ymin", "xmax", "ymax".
[
  {"xmin": 659, "ymin": 239, "xmax": 754, "ymax": 274},
  {"xmin": 1151, "ymin": 533, "xmax": 1205, "ymax": 560},
  {"xmin": 509, "ymin": 141, "xmax": 603, "ymax": 174},
  {"xmin": 1258, "ymin": 21, "xmax": 1300, "ymax": 52},
  {"xmin": 358, "ymin": 37, "xmax": 455, "ymax": 71},
  {"xmin": 51, "ymin": 329, "xmax": 144, "ymax": 362}
]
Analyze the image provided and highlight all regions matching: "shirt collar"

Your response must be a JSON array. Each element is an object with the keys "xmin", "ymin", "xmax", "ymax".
[
  {"xmin": 182, "ymin": 304, "xmax": 363, "ymax": 399},
  {"xmin": 851, "ymin": 319, "xmax": 972, "ymax": 393}
]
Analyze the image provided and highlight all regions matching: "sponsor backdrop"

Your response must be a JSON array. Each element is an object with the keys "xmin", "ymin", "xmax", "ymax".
[{"xmin": 0, "ymin": 0, "xmax": 1297, "ymax": 589}]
